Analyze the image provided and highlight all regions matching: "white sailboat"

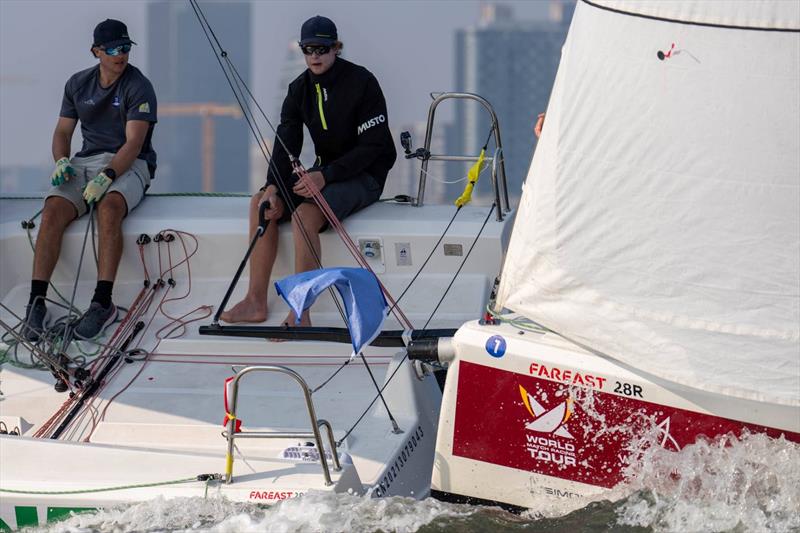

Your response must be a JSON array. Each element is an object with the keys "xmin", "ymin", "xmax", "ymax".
[
  {"xmin": 0, "ymin": 188, "xmax": 511, "ymax": 529},
  {"xmin": 2, "ymin": 0, "xmax": 798, "ymax": 528},
  {"xmin": 424, "ymin": 0, "xmax": 800, "ymax": 512}
]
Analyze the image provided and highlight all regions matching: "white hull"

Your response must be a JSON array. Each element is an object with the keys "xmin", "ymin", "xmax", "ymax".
[
  {"xmin": 431, "ymin": 319, "xmax": 800, "ymax": 512},
  {"xmin": 0, "ymin": 196, "xmax": 512, "ymax": 529}
]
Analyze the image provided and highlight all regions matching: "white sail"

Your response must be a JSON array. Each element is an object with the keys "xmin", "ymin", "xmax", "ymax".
[{"xmin": 496, "ymin": 0, "xmax": 800, "ymax": 406}]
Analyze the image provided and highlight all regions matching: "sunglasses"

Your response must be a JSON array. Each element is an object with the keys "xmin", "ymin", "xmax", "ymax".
[
  {"xmin": 300, "ymin": 45, "xmax": 331, "ymax": 56},
  {"xmin": 103, "ymin": 44, "xmax": 132, "ymax": 56}
]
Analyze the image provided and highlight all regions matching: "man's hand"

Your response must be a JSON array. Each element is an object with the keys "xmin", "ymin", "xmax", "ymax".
[
  {"xmin": 259, "ymin": 188, "xmax": 285, "ymax": 221},
  {"xmin": 534, "ymin": 112, "xmax": 545, "ymax": 139},
  {"xmin": 83, "ymin": 171, "xmax": 113, "ymax": 204},
  {"xmin": 292, "ymin": 170, "xmax": 325, "ymax": 198},
  {"xmin": 50, "ymin": 157, "xmax": 75, "ymax": 186}
]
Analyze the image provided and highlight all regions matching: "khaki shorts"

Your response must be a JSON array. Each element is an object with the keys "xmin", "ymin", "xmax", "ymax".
[{"xmin": 46, "ymin": 152, "xmax": 150, "ymax": 217}]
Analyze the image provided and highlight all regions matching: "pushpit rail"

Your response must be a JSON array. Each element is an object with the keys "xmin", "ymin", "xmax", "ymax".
[
  {"xmin": 413, "ymin": 92, "xmax": 510, "ymax": 220},
  {"xmin": 222, "ymin": 365, "xmax": 341, "ymax": 485}
]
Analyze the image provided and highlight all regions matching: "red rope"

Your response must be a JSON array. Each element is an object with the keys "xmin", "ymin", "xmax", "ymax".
[{"xmin": 292, "ymin": 161, "xmax": 413, "ymax": 330}]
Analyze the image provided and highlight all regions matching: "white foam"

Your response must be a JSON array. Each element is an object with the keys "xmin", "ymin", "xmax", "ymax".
[
  {"xmin": 37, "ymin": 492, "xmax": 474, "ymax": 533},
  {"xmin": 616, "ymin": 432, "xmax": 800, "ymax": 532}
]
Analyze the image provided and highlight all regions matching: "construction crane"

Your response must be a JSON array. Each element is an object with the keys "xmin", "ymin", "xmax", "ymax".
[{"xmin": 159, "ymin": 103, "xmax": 243, "ymax": 192}]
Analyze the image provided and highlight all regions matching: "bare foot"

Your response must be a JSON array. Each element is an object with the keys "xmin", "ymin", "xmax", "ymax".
[
  {"xmin": 283, "ymin": 310, "xmax": 312, "ymax": 328},
  {"xmin": 219, "ymin": 297, "xmax": 267, "ymax": 323}
]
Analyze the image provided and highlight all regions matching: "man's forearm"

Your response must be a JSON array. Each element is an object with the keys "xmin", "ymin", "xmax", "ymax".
[
  {"xmin": 51, "ymin": 132, "xmax": 72, "ymax": 161},
  {"xmin": 107, "ymin": 141, "xmax": 142, "ymax": 177}
]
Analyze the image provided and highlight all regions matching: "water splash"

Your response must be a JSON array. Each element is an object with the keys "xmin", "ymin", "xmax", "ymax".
[
  {"xmin": 33, "ymin": 492, "xmax": 475, "ymax": 533},
  {"xmin": 616, "ymin": 431, "xmax": 800, "ymax": 532},
  {"xmin": 29, "ymin": 389, "xmax": 800, "ymax": 533}
]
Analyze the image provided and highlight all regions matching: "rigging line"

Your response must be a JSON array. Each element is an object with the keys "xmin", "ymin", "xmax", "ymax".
[
  {"xmin": 387, "ymin": 207, "xmax": 462, "ymax": 316},
  {"xmin": 222, "ymin": 60, "xmax": 348, "ymax": 324},
  {"xmin": 188, "ymin": 1, "xmax": 349, "ymax": 326},
  {"xmin": 190, "ymin": 1, "xmax": 411, "ymax": 332},
  {"xmin": 360, "ymin": 353, "xmax": 400, "ymax": 432},
  {"xmin": 220, "ymin": 60, "xmax": 352, "ymax": 327},
  {"xmin": 191, "ymin": 0, "xmax": 292, "ymax": 157},
  {"xmin": 188, "ymin": 0, "xmax": 382, "ymax": 318},
  {"xmin": 311, "ymin": 358, "xmax": 352, "ymax": 393},
  {"xmin": 337, "ymin": 203, "xmax": 495, "ymax": 446},
  {"xmin": 387, "ymin": 123, "xmax": 495, "ymax": 317},
  {"xmin": 210, "ymin": 41, "xmax": 352, "ymax": 325},
  {"xmin": 60, "ymin": 202, "xmax": 95, "ymax": 352},
  {"xmin": 421, "ymin": 202, "xmax": 495, "ymax": 331},
  {"xmin": 221, "ymin": 52, "xmax": 337, "ymax": 269},
  {"xmin": 189, "ymin": 0, "xmax": 340, "ymax": 267},
  {"xmin": 26, "ymin": 226, "xmax": 78, "ymax": 309},
  {"xmin": 86, "ymin": 225, "xmax": 205, "ymax": 435},
  {"xmin": 295, "ymin": 169, "xmax": 413, "ymax": 330},
  {"xmin": 187, "ymin": 0, "xmax": 293, "ymax": 194}
]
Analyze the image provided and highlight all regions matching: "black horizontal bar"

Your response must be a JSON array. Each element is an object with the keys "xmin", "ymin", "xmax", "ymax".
[{"xmin": 198, "ymin": 324, "xmax": 457, "ymax": 348}]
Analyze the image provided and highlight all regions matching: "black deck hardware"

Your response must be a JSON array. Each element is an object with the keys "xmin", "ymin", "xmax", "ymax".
[
  {"xmin": 198, "ymin": 325, "xmax": 457, "ymax": 348},
  {"xmin": 50, "ymin": 320, "xmax": 146, "ymax": 440}
]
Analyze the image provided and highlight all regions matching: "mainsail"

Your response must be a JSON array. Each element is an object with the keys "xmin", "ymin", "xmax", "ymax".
[{"xmin": 496, "ymin": 0, "xmax": 800, "ymax": 406}]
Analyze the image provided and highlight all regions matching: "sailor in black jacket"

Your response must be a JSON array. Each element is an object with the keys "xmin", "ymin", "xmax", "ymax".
[{"xmin": 220, "ymin": 15, "xmax": 396, "ymax": 326}]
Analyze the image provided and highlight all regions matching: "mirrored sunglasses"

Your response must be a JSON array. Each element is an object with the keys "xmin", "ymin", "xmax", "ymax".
[
  {"xmin": 103, "ymin": 44, "xmax": 132, "ymax": 56},
  {"xmin": 300, "ymin": 45, "xmax": 331, "ymax": 56}
]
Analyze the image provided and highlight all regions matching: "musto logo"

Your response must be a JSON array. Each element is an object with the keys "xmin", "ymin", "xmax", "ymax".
[{"xmin": 519, "ymin": 385, "xmax": 577, "ymax": 468}]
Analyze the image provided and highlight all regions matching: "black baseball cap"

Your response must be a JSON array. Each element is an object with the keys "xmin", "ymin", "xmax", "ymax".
[
  {"xmin": 93, "ymin": 19, "xmax": 136, "ymax": 48},
  {"xmin": 299, "ymin": 16, "xmax": 337, "ymax": 46}
]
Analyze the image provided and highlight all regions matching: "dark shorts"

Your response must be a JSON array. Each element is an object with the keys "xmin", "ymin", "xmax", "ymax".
[{"xmin": 270, "ymin": 172, "xmax": 382, "ymax": 231}]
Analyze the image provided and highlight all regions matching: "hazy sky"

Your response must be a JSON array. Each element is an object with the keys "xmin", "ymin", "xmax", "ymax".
[{"xmin": 0, "ymin": 0, "xmax": 552, "ymax": 168}]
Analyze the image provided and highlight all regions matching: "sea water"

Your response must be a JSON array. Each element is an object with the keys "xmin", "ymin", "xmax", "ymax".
[{"xmin": 29, "ymin": 431, "xmax": 800, "ymax": 533}]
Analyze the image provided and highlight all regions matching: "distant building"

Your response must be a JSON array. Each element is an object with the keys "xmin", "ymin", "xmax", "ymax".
[
  {"xmin": 146, "ymin": 1, "xmax": 251, "ymax": 193},
  {"xmin": 448, "ymin": 1, "xmax": 574, "ymax": 206}
]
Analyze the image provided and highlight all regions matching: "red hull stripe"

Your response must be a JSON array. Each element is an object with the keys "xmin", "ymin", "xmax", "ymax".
[{"xmin": 453, "ymin": 360, "xmax": 799, "ymax": 489}]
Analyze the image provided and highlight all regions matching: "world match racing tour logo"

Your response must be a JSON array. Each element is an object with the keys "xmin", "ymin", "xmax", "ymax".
[{"xmin": 519, "ymin": 384, "xmax": 577, "ymax": 467}]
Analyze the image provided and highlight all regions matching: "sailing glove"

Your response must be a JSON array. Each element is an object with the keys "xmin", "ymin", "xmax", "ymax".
[
  {"xmin": 50, "ymin": 157, "xmax": 75, "ymax": 186},
  {"xmin": 83, "ymin": 172, "xmax": 113, "ymax": 204}
]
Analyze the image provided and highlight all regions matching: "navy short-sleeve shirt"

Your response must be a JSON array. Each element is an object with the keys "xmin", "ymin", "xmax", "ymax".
[{"xmin": 60, "ymin": 64, "xmax": 157, "ymax": 171}]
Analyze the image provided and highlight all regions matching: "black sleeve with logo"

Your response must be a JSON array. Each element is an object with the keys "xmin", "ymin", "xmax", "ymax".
[{"xmin": 321, "ymin": 73, "xmax": 394, "ymax": 185}]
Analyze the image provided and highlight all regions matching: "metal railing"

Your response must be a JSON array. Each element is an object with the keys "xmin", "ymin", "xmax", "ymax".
[
  {"xmin": 414, "ymin": 92, "xmax": 510, "ymax": 221},
  {"xmin": 223, "ymin": 365, "xmax": 341, "ymax": 485}
]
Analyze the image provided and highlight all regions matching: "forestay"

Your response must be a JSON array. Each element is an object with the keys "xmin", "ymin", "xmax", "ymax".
[{"xmin": 496, "ymin": 0, "xmax": 800, "ymax": 405}]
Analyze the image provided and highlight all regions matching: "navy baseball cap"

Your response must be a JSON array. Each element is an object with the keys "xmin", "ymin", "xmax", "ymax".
[
  {"xmin": 299, "ymin": 16, "xmax": 337, "ymax": 46},
  {"xmin": 93, "ymin": 19, "xmax": 136, "ymax": 48}
]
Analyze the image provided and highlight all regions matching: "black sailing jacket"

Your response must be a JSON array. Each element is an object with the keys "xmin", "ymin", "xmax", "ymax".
[{"xmin": 265, "ymin": 57, "xmax": 396, "ymax": 193}]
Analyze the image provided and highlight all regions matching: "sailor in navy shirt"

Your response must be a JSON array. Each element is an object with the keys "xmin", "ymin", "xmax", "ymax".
[{"xmin": 23, "ymin": 19, "xmax": 158, "ymax": 342}]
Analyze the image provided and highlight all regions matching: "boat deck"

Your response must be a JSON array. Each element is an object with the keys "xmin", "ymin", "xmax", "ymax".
[{"xmin": 0, "ymin": 194, "xmax": 511, "ymax": 502}]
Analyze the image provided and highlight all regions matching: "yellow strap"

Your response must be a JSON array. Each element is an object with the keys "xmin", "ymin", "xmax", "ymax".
[
  {"xmin": 315, "ymin": 84, "xmax": 328, "ymax": 130},
  {"xmin": 454, "ymin": 149, "xmax": 487, "ymax": 208},
  {"xmin": 225, "ymin": 412, "xmax": 236, "ymax": 421},
  {"xmin": 225, "ymin": 453, "xmax": 234, "ymax": 477}
]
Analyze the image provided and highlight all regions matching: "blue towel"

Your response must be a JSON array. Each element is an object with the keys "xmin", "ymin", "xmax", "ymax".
[{"xmin": 274, "ymin": 267, "xmax": 389, "ymax": 356}]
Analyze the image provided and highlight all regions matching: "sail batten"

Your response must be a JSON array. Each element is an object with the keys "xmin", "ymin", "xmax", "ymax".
[{"xmin": 497, "ymin": 0, "xmax": 800, "ymax": 406}]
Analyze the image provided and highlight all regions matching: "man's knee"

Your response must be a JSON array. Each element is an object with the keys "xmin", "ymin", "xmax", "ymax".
[
  {"xmin": 41, "ymin": 196, "xmax": 77, "ymax": 229},
  {"xmin": 292, "ymin": 203, "xmax": 325, "ymax": 231},
  {"xmin": 250, "ymin": 192, "xmax": 262, "ymax": 212},
  {"xmin": 96, "ymin": 192, "xmax": 127, "ymax": 224}
]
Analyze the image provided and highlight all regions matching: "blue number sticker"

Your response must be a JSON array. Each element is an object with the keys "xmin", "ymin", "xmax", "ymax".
[{"xmin": 485, "ymin": 335, "xmax": 506, "ymax": 358}]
